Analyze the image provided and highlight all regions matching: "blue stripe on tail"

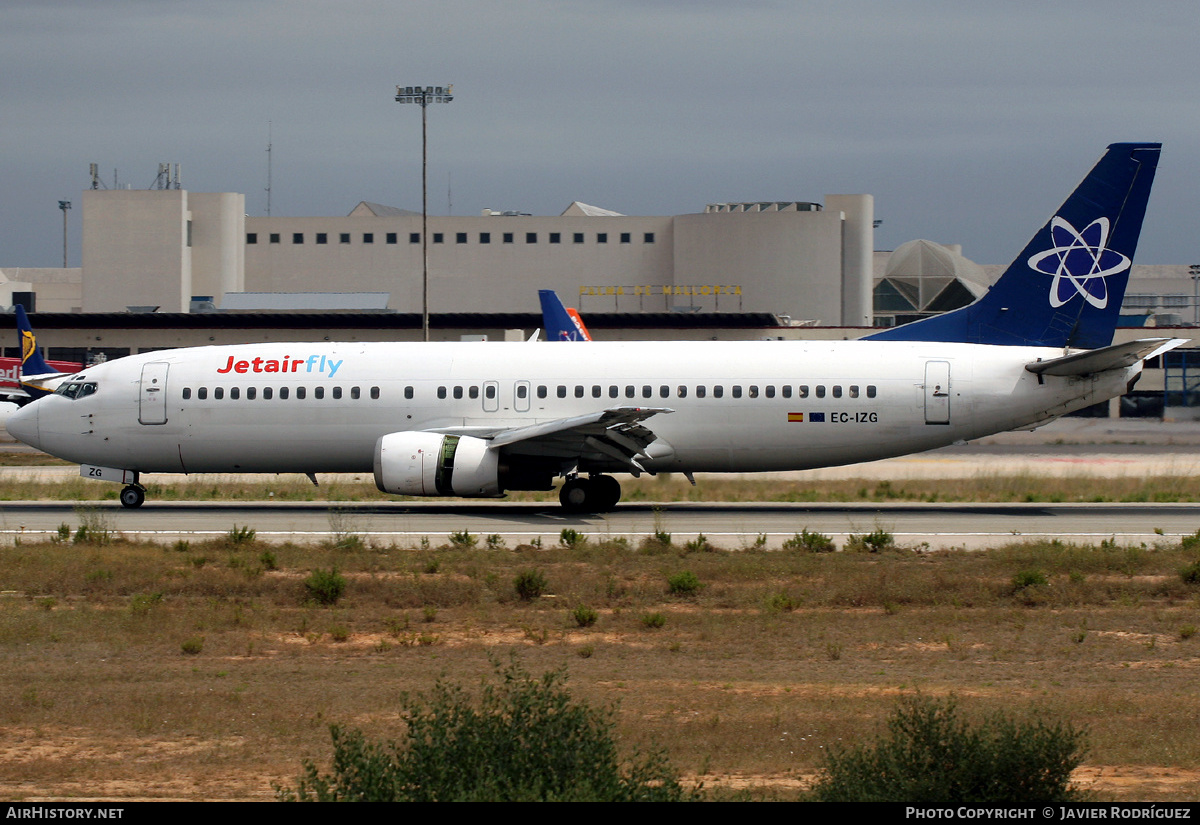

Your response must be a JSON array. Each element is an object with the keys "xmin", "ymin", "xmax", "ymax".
[{"xmin": 866, "ymin": 143, "xmax": 1161, "ymax": 349}]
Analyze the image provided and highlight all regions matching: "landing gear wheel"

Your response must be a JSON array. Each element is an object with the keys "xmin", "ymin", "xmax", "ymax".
[
  {"xmin": 558, "ymin": 477, "xmax": 594, "ymax": 513},
  {"xmin": 591, "ymin": 475, "xmax": 622, "ymax": 511},
  {"xmin": 120, "ymin": 485, "xmax": 146, "ymax": 509}
]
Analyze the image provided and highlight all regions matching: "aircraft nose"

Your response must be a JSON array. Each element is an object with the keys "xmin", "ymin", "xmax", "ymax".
[{"xmin": 4, "ymin": 402, "xmax": 39, "ymax": 449}]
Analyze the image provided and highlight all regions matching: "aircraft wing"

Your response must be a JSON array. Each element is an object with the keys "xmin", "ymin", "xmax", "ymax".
[
  {"xmin": 1025, "ymin": 338, "xmax": 1189, "ymax": 377},
  {"xmin": 440, "ymin": 406, "xmax": 673, "ymax": 474}
]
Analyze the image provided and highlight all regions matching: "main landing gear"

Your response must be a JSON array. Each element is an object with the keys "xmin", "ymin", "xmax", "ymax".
[
  {"xmin": 558, "ymin": 474, "xmax": 621, "ymax": 514},
  {"xmin": 119, "ymin": 484, "xmax": 146, "ymax": 508}
]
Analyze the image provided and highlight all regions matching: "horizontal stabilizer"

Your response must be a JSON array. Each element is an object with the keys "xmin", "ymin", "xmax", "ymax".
[{"xmin": 1025, "ymin": 338, "xmax": 1188, "ymax": 377}]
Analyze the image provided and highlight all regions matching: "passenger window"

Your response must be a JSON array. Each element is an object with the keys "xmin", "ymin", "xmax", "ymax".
[
  {"xmin": 437, "ymin": 386, "xmax": 447, "ymax": 399},
  {"xmin": 351, "ymin": 386, "xmax": 361, "ymax": 400},
  {"xmin": 816, "ymin": 386, "xmax": 826, "ymax": 398},
  {"xmin": 714, "ymin": 386, "xmax": 724, "ymax": 398},
  {"xmin": 609, "ymin": 386, "xmax": 618, "ymax": 398},
  {"xmin": 557, "ymin": 385, "xmax": 567, "ymax": 398},
  {"xmin": 537, "ymin": 385, "xmax": 547, "ymax": 399},
  {"xmin": 263, "ymin": 387, "xmax": 273, "ymax": 400},
  {"xmin": 198, "ymin": 387, "xmax": 208, "ymax": 400},
  {"xmin": 832, "ymin": 385, "xmax": 842, "ymax": 398},
  {"xmin": 798, "ymin": 385, "xmax": 809, "ymax": 398},
  {"xmin": 214, "ymin": 387, "xmax": 224, "ymax": 400},
  {"xmin": 280, "ymin": 387, "xmax": 289, "ymax": 400},
  {"xmin": 749, "ymin": 385, "xmax": 759, "ymax": 398},
  {"xmin": 314, "ymin": 387, "xmax": 324, "ymax": 399},
  {"xmin": 517, "ymin": 385, "xmax": 527, "ymax": 399},
  {"xmin": 849, "ymin": 385, "xmax": 859, "ymax": 398},
  {"xmin": 867, "ymin": 385, "xmax": 877, "ymax": 398},
  {"xmin": 642, "ymin": 386, "xmax": 652, "ymax": 398},
  {"xmin": 485, "ymin": 385, "xmax": 496, "ymax": 399},
  {"xmin": 453, "ymin": 386, "xmax": 463, "ymax": 400},
  {"xmin": 332, "ymin": 387, "xmax": 342, "ymax": 400},
  {"xmin": 469, "ymin": 386, "xmax": 479, "ymax": 399},
  {"xmin": 575, "ymin": 385, "xmax": 585, "ymax": 398},
  {"xmin": 230, "ymin": 387, "xmax": 240, "ymax": 400},
  {"xmin": 296, "ymin": 387, "xmax": 306, "ymax": 400},
  {"xmin": 765, "ymin": 386, "xmax": 775, "ymax": 398},
  {"xmin": 660, "ymin": 386, "xmax": 669, "ymax": 398},
  {"xmin": 404, "ymin": 386, "xmax": 413, "ymax": 400},
  {"xmin": 696, "ymin": 386, "xmax": 706, "ymax": 398},
  {"xmin": 625, "ymin": 386, "xmax": 635, "ymax": 398},
  {"xmin": 732, "ymin": 386, "xmax": 742, "ymax": 398},
  {"xmin": 371, "ymin": 386, "xmax": 380, "ymax": 400},
  {"xmin": 677, "ymin": 386, "xmax": 687, "ymax": 398},
  {"xmin": 592, "ymin": 385, "xmax": 602, "ymax": 398},
  {"xmin": 182, "ymin": 388, "xmax": 192, "ymax": 400},
  {"xmin": 782, "ymin": 386, "xmax": 792, "ymax": 398}
]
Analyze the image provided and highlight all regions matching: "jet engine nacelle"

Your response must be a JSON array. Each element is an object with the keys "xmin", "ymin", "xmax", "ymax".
[{"xmin": 373, "ymin": 431, "xmax": 501, "ymax": 497}]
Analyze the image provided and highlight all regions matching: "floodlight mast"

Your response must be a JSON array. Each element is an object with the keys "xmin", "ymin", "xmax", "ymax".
[{"xmin": 395, "ymin": 84, "xmax": 454, "ymax": 341}]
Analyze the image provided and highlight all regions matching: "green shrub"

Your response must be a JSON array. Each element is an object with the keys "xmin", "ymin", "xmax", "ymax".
[
  {"xmin": 1180, "ymin": 561, "xmax": 1200, "ymax": 585},
  {"xmin": 667, "ymin": 570, "xmax": 702, "ymax": 596},
  {"xmin": 278, "ymin": 660, "xmax": 696, "ymax": 802},
  {"xmin": 782, "ymin": 528, "xmax": 835, "ymax": 553},
  {"xmin": 226, "ymin": 524, "xmax": 256, "ymax": 545},
  {"xmin": 847, "ymin": 528, "xmax": 893, "ymax": 553},
  {"xmin": 448, "ymin": 530, "xmax": 476, "ymax": 549},
  {"xmin": 571, "ymin": 605, "xmax": 599, "ymax": 628},
  {"xmin": 180, "ymin": 636, "xmax": 204, "ymax": 655},
  {"xmin": 1012, "ymin": 569, "xmax": 1049, "ymax": 592},
  {"xmin": 641, "ymin": 612, "xmax": 666, "ymax": 629},
  {"xmin": 559, "ymin": 528, "xmax": 586, "ymax": 549},
  {"xmin": 514, "ymin": 569, "xmax": 548, "ymax": 602},
  {"xmin": 810, "ymin": 695, "xmax": 1088, "ymax": 803},
  {"xmin": 305, "ymin": 567, "xmax": 346, "ymax": 606}
]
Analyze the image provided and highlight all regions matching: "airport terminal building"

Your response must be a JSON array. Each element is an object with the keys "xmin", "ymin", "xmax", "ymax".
[{"xmin": 20, "ymin": 188, "xmax": 873, "ymax": 327}]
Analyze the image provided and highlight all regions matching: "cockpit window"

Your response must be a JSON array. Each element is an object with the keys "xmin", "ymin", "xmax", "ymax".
[{"xmin": 54, "ymin": 381, "xmax": 98, "ymax": 400}]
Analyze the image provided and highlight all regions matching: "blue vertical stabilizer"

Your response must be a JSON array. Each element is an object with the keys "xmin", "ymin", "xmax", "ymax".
[{"xmin": 866, "ymin": 143, "xmax": 1161, "ymax": 349}]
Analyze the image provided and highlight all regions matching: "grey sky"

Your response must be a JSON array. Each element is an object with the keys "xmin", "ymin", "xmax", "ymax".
[{"xmin": 3, "ymin": 0, "xmax": 1198, "ymax": 269}]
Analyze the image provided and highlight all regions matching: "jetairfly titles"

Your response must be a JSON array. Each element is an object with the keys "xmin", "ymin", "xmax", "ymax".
[{"xmin": 216, "ymin": 354, "xmax": 343, "ymax": 378}]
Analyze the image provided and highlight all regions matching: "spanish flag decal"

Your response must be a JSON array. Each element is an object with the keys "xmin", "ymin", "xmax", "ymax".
[{"xmin": 787, "ymin": 412, "xmax": 804, "ymax": 422}]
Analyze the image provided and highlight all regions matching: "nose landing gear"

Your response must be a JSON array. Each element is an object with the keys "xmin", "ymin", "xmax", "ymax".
[{"xmin": 119, "ymin": 484, "xmax": 146, "ymax": 508}]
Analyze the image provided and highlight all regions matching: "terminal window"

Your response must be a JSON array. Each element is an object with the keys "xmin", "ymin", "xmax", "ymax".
[
  {"xmin": 269, "ymin": 234, "xmax": 280, "ymax": 244},
  {"xmin": 409, "ymin": 233, "xmax": 420, "ymax": 244},
  {"xmin": 316, "ymin": 233, "xmax": 328, "ymax": 244},
  {"xmin": 597, "ymin": 233, "xmax": 608, "ymax": 243},
  {"xmin": 363, "ymin": 233, "xmax": 373, "ymax": 244},
  {"xmin": 246, "ymin": 233, "xmax": 257, "ymax": 244},
  {"xmin": 456, "ymin": 232, "xmax": 468, "ymax": 244},
  {"xmin": 292, "ymin": 233, "xmax": 304, "ymax": 244},
  {"xmin": 386, "ymin": 233, "xmax": 397, "ymax": 244}
]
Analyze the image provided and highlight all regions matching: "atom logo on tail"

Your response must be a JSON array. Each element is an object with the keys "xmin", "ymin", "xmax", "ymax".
[{"xmin": 1027, "ymin": 216, "xmax": 1131, "ymax": 309}]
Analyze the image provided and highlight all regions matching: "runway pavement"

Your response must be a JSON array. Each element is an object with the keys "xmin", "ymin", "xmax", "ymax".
[{"xmin": 3, "ymin": 418, "xmax": 1200, "ymax": 549}]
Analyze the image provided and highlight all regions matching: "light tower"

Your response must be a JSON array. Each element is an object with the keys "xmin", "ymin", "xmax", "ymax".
[
  {"xmin": 58, "ymin": 200, "xmax": 71, "ymax": 268},
  {"xmin": 394, "ymin": 84, "xmax": 453, "ymax": 341}
]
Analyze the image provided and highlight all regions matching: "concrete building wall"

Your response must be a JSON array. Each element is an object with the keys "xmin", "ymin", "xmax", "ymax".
[
  {"xmin": 187, "ymin": 192, "xmax": 245, "ymax": 303},
  {"xmin": 82, "ymin": 190, "xmax": 191, "ymax": 312},
  {"xmin": 673, "ymin": 210, "xmax": 847, "ymax": 323}
]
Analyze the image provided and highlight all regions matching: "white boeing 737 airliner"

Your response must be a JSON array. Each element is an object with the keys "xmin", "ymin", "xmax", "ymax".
[{"xmin": 5, "ymin": 144, "xmax": 1185, "ymax": 512}]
